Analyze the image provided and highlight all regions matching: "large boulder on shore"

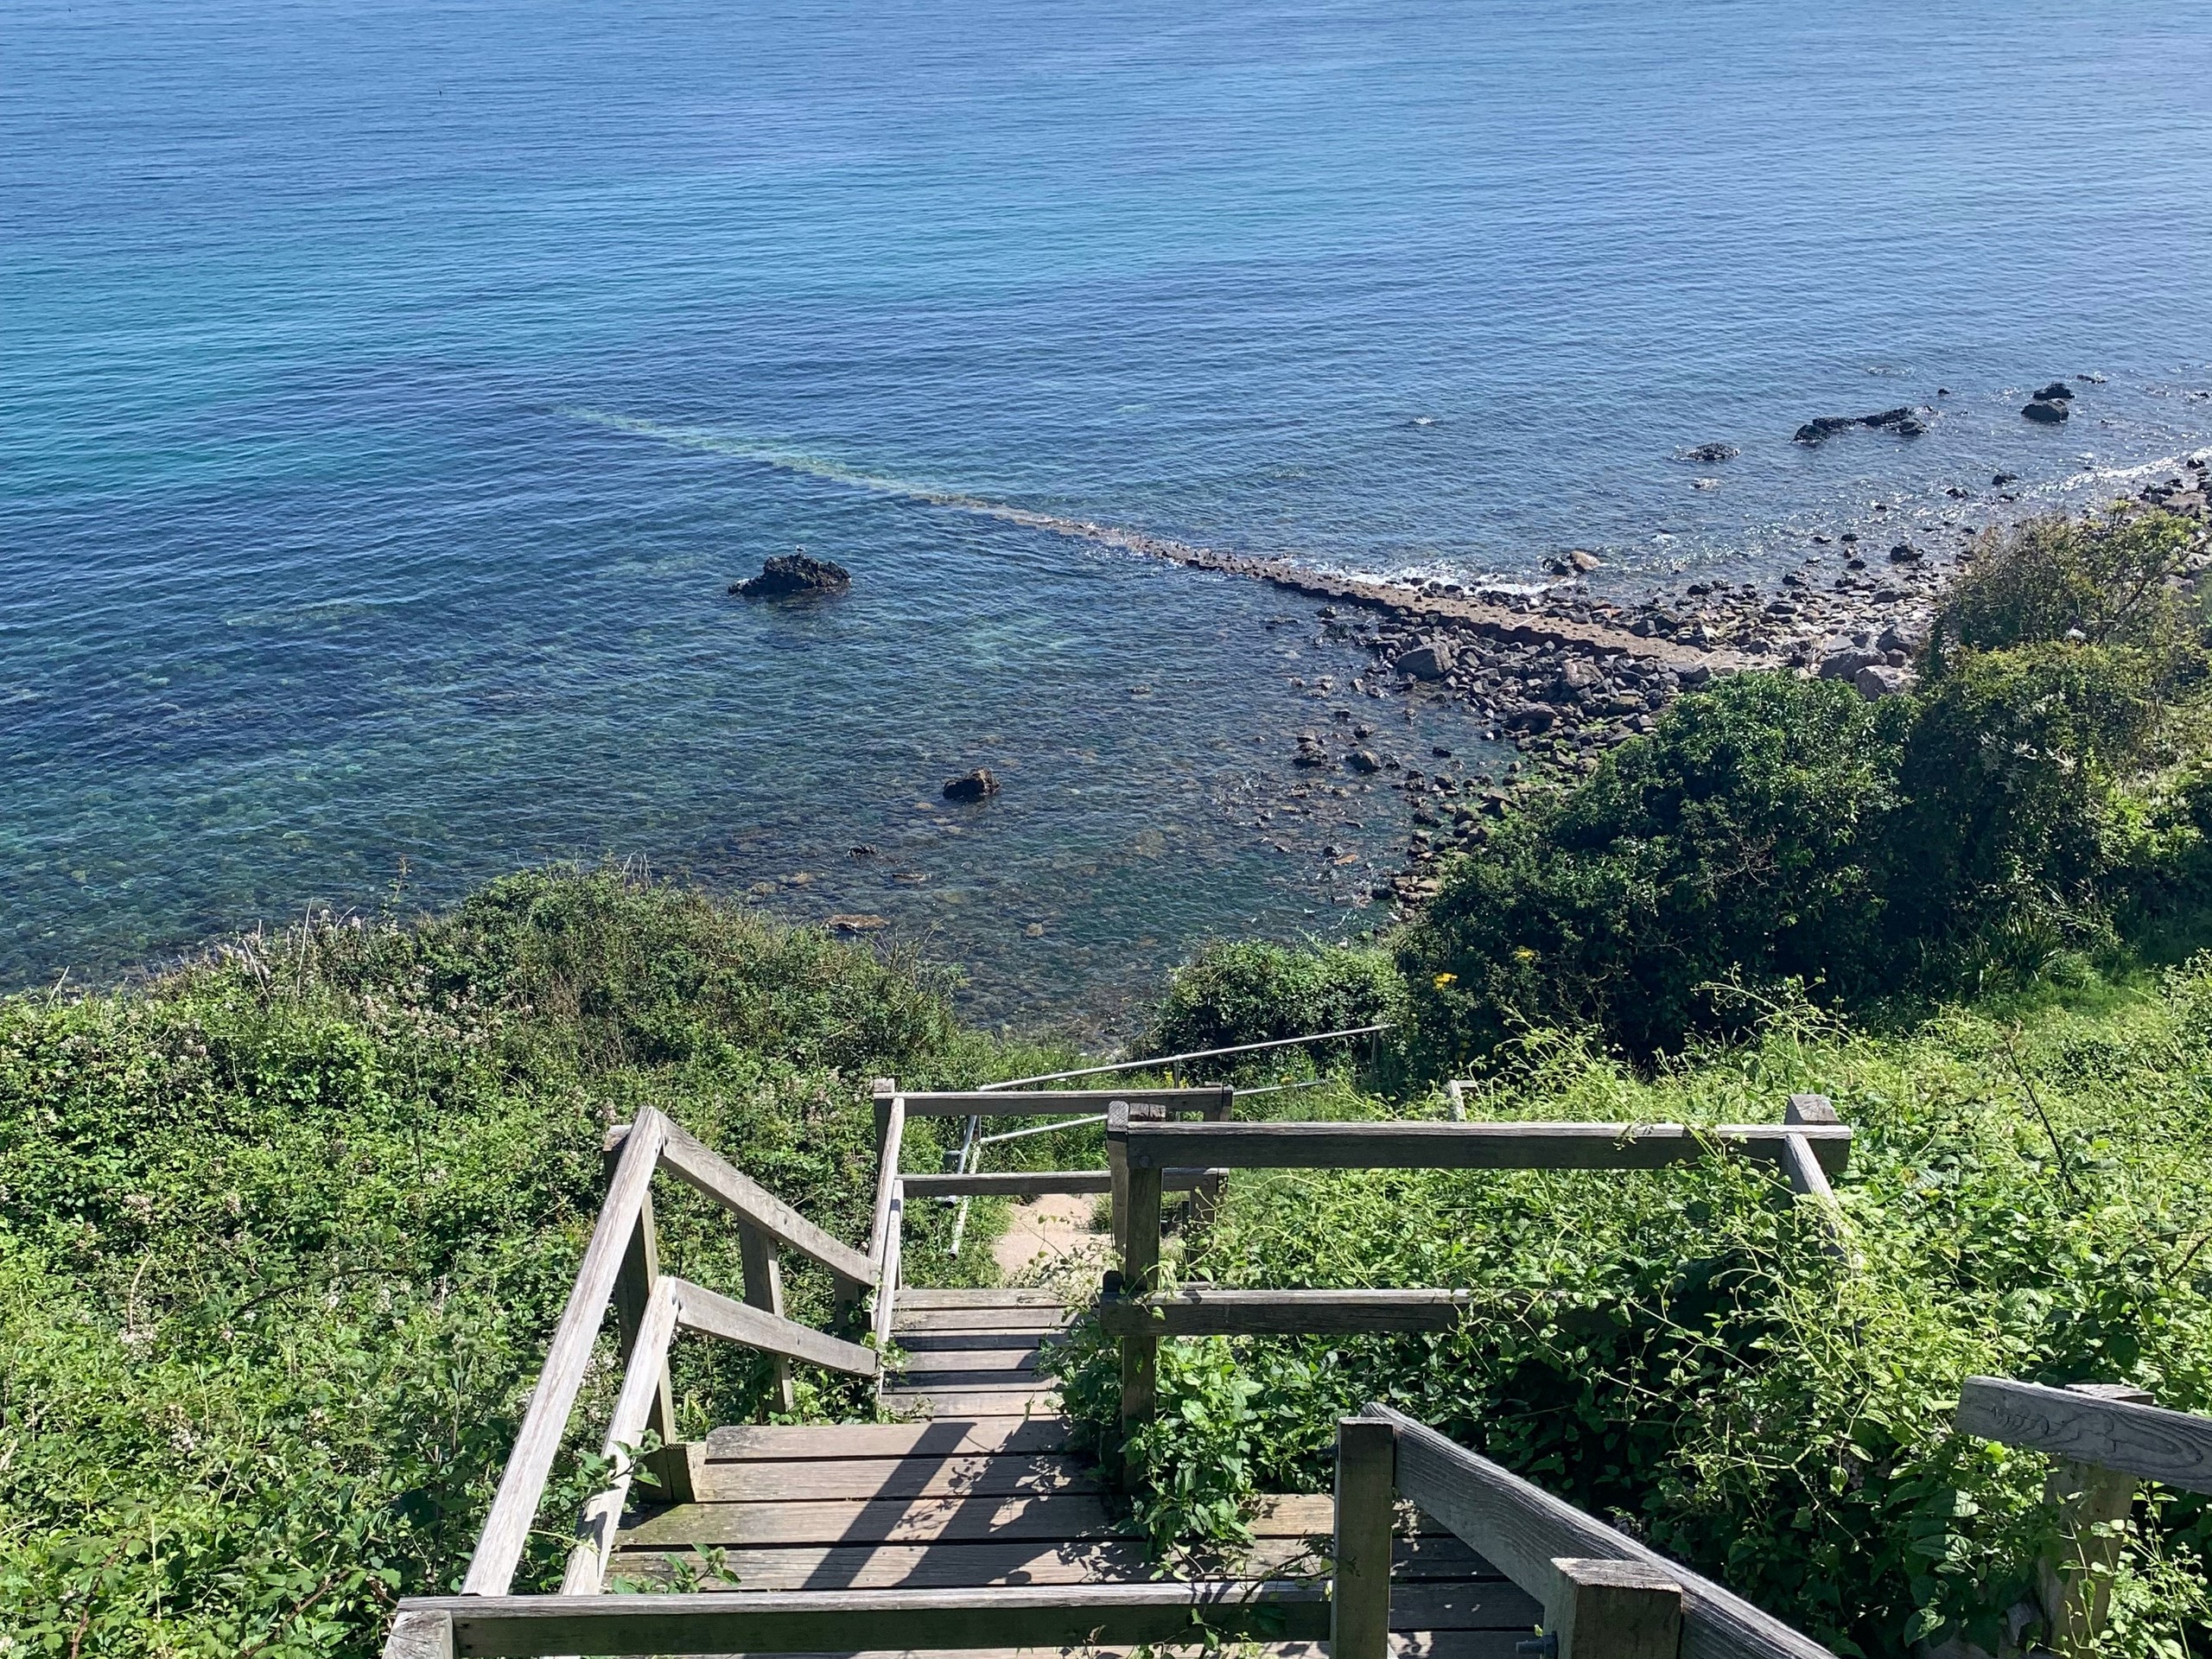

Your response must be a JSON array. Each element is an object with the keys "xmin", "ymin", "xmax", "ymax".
[
  {"xmin": 1395, "ymin": 641, "xmax": 1454, "ymax": 680},
  {"xmin": 733, "ymin": 553, "xmax": 852, "ymax": 599}
]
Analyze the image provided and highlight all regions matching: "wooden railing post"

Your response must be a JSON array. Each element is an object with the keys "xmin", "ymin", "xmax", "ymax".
[
  {"xmin": 1332, "ymin": 1418, "xmax": 1397, "ymax": 1659},
  {"xmin": 740, "ymin": 1222, "xmax": 795, "ymax": 1416},
  {"xmin": 852, "ymin": 1079, "xmax": 897, "ymax": 1335},
  {"xmin": 1115, "ymin": 1101, "xmax": 1165, "ymax": 1484},
  {"xmin": 2037, "ymin": 1382, "xmax": 2153, "ymax": 1655},
  {"xmin": 607, "ymin": 1128, "xmax": 675, "ymax": 1445},
  {"xmin": 868, "ymin": 1088, "xmax": 907, "ymax": 1364},
  {"xmin": 1782, "ymin": 1095, "xmax": 1855, "ymax": 1263},
  {"xmin": 1547, "ymin": 1558, "xmax": 1683, "ymax": 1659}
]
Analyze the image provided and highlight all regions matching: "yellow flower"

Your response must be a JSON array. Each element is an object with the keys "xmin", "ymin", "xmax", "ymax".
[
  {"xmin": 1513, "ymin": 946, "xmax": 1538, "ymax": 963},
  {"xmin": 1432, "ymin": 972, "xmax": 1458, "ymax": 988}
]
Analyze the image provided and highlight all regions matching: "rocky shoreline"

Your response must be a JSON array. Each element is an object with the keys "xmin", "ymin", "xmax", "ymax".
[{"xmin": 1219, "ymin": 457, "xmax": 2212, "ymax": 913}]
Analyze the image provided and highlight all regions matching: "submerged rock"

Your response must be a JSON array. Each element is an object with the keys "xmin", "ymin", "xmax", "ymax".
[
  {"xmin": 733, "ymin": 552, "xmax": 853, "ymax": 598},
  {"xmin": 2023, "ymin": 398, "xmax": 2070, "ymax": 424},
  {"xmin": 1793, "ymin": 407, "xmax": 1929, "ymax": 443},
  {"xmin": 2034, "ymin": 381, "xmax": 2076, "ymax": 403},
  {"xmin": 941, "ymin": 768, "xmax": 1000, "ymax": 803},
  {"xmin": 1677, "ymin": 442, "xmax": 1740, "ymax": 462}
]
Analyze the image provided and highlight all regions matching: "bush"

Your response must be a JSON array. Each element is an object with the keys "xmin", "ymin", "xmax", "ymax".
[
  {"xmin": 0, "ymin": 867, "xmax": 1033, "ymax": 1658},
  {"xmin": 1930, "ymin": 504, "xmax": 2205, "ymax": 665},
  {"xmin": 1049, "ymin": 979, "xmax": 2212, "ymax": 1658},
  {"xmin": 1142, "ymin": 941, "xmax": 1408, "ymax": 1078},
  {"xmin": 1402, "ymin": 674, "xmax": 1908, "ymax": 1061}
]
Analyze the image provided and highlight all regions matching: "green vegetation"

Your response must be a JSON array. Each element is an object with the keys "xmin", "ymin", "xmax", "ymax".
[
  {"xmin": 1052, "ymin": 982, "xmax": 2212, "ymax": 1658},
  {"xmin": 1065, "ymin": 505, "xmax": 2212, "ymax": 1656},
  {"xmin": 0, "ymin": 870, "xmax": 1042, "ymax": 1657},
  {"xmin": 10, "ymin": 505, "xmax": 2212, "ymax": 1658}
]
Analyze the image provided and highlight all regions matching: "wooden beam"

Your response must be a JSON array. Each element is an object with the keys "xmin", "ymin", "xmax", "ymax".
[
  {"xmin": 668, "ymin": 1276, "xmax": 880, "ymax": 1376},
  {"xmin": 1370, "ymin": 1405, "xmax": 1837, "ymax": 1659},
  {"xmin": 1114, "ymin": 1102, "xmax": 1165, "ymax": 1478},
  {"xmin": 604, "ymin": 1133, "xmax": 674, "ymax": 1446},
  {"xmin": 379, "ymin": 1609, "xmax": 453, "ymax": 1659},
  {"xmin": 879, "ymin": 1085, "xmax": 1235, "ymax": 1118},
  {"xmin": 1334, "ymin": 1417, "xmax": 1399, "ymax": 1659},
  {"xmin": 1096, "ymin": 1287, "xmax": 1477, "ymax": 1337},
  {"xmin": 1122, "ymin": 1121, "xmax": 1852, "ymax": 1175},
  {"xmin": 657, "ymin": 1118, "xmax": 874, "ymax": 1290},
  {"xmin": 561, "ymin": 1276, "xmax": 680, "ymax": 1593},
  {"xmin": 739, "ymin": 1220, "xmax": 795, "ymax": 1415},
  {"xmin": 1957, "ymin": 1376, "xmax": 2212, "ymax": 1493},
  {"xmin": 400, "ymin": 1581, "xmax": 1330, "ymax": 1656},
  {"xmin": 1549, "ymin": 1557, "xmax": 1683, "ymax": 1659},
  {"xmin": 868, "ymin": 1098, "xmax": 907, "ymax": 1358},
  {"xmin": 461, "ymin": 1109, "xmax": 669, "ymax": 1596}
]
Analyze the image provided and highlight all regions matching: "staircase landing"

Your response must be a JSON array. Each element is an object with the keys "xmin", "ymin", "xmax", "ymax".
[{"xmin": 607, "ymin": 1288, "xmax": 1537, "ymax": 1656}]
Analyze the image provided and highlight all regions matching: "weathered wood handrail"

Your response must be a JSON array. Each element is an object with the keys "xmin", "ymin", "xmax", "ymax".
[
  {"xmin": 867, "ymin": 1087, "xmax": 907, "ymax": 1356},
  {"xmin": 1342, "ymin": 1405, "xmax": 1837, "ymax": 1659},
  {"xmin": 1956, "ymin": 1376, "xmax": 2209, "ymax": 1656},
  {"xmin": 457, "ymin": 1103, "xmax": 888, "ymax": 1602},
  {"xmin": 1958, "ymin": 1376, "xmax": 2212, "ymax": 1492},
  {"xmin": 391, "ymin": 1580, "xmax": 1329, "ymax": 1657},
  {"xmin": 464, "ymin": 1109, "xmax": 670, "ymax": 1595},
  {"xmin": 1116, "ymin": 1117, "xmax": 1853, "ymax": 1173}
]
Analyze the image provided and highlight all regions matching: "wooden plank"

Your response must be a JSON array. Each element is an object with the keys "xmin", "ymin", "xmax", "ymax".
[
  {"xmin": 1098, "ymin": 1288, "xmax": 1477, "ymax": 1336},
  {"xmin": 893, "ymin": 1307, "xmax": 1076, "ymax": 1335},
  {"xmin": 670, "ymin": 1277, "xmax": 880, "ymax": 1377},
  {"xmin": 1957, "ymin": 1376, "xmax": 2212, "ymax": 1494},
  {"xmin": 868, "ymin": 1101, "xmax": 907, "ymax": 1353},
  {"xmin": 895, "ymin": 1287, "xmax": 1070, "ymax": 1309},
  {"xmin": 561, "ymin": 1276, "xmax": 680, "ymax": 1592},
  {"xmin": 686, "ymin": 1452, "xmax": 1101, "ymax": 1503},
  {"xmin": 1373, "ymin": 1406, "xmax": 1835, "ymax": 1659},
  {"xmin": 705, "ymin": 1418, "xmax": 1072, "ymax": 1462},
  {"xmin": 619, "ymin": 1492, "xmax": 1124, "ymax": 1550},
  {"xmin": 884, "ymin": 1087, "xmax": 1235, "ymax": 1118},
  {"xmin": 409, "ymin": 1582, "xmax": 1330, "ymax": 1656},
  {"xmin": 895, "ymin": 1328, "xmax": 1059, "ymax": 1352},
  {"xmin": 1123, "ymin": 1122, "xmax": 1852, "ymax": 1176},
  {"xmin": 658, "ymin": 1118, "xmax": 874, "ymax": 1288},
  {"xmin": 875, "ymin": 1387, "xmax": 1064, "ymax": 1418},
  {"xmin": 429, "ymin": 1642, "xmax": 1520, "ymax": 1659},
  {"xmin": 740, "ymin": 1219, "xmax": 796, "ymax": 1415},
  {"xmin": 896, "ymin": 1344, "xmax": 1046, "ymax": 1375},
  {"xmin": 606, "ymin": 1157, "xmax": 674, "ymax": 1446},
  {"xmin": 461, "ymin": 1109, "xmax": 669, "ymax": 1595},
  {"xmin": 606, "ymin": 1532, "xmax": 1505, "ymax": 1591},
  {"xmin": 1116, "ymin": 1103, "xmax": 1165, "ymax": 1464},
  {"xmin": 1335, "ymin": 1417, "xmax": 1400, "ymax": 1659}
]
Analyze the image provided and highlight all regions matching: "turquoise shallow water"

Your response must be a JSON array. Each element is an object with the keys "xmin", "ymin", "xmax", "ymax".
[{"xmin": 4, "ymin": 0, "xmax": 2211, "ymax": 1024}]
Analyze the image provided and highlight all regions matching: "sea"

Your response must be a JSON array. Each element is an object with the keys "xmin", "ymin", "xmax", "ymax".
[{"xmin": 5, "ymin": 0, "xmax": 2211, "ymax": 1028}]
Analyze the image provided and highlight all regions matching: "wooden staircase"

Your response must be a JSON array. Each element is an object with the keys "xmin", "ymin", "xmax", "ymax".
[{"xmin": 384, "ymin": 1085, "xmax": 1849, "ymax": 1659}]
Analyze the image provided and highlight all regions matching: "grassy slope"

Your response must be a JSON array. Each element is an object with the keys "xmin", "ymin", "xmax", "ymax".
[
  {"xmin": 0, "ymin": 869, "xmax": 1054, "ymax": 1658},
  {"xmin": 1052, "ymin": 969, "xmax": 2212, "ymax": 1657}
]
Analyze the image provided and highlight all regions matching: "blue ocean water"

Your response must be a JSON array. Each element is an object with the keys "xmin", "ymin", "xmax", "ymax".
[{"xmin": 5, "ymin": 0, "xmax": 2211, "ymax": 1025}]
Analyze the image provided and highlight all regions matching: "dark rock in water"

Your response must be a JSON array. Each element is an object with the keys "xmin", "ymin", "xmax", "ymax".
[
  {"xmin": 733, "ymin": 552, "xmax": 853, "ymax": 599},
  {"xmin": 1348, "ymin": 748, "xmax": 1382, "ymax": 773},
  {"xmin": 848, "ymin": 843, "xmax": 879, "ymax": 859},
  {"xmin": 942, "ymin": 768, "xmax": 1000, "ymax": 803},
  {"xmin": 1795, "ymin": 407, "xmax": 1928, "ymax": 443},
  {"xmin": 1888, "ymin": 543, "xmax": 1922, "ymax": 563},
  {"xmin": 2034, "ymin": 381, "xmax": 2075, "ymax": 403},
  {"xmin": 1677, "ymin": 442, "xmax": 1740, "ymax": 462},
  {"xmin": 1993, "ymin": 472, "xmax": 2019, "ymax": 486},
  {"xmin": 2022, "ymin": 398, "xmax": 2070, "ymax": 424}
]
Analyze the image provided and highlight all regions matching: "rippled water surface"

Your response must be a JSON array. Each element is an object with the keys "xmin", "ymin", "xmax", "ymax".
[{"xmin": 5, "ymin": 0, "xmax": 2211, "ymax": 1023}]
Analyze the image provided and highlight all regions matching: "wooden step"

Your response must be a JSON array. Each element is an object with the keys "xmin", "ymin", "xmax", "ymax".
[{"xmin": 706, "ymin": 1420, "xmax": 1070, "ymax": 1462}]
